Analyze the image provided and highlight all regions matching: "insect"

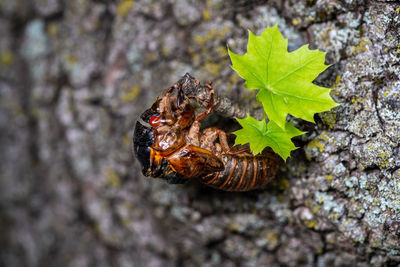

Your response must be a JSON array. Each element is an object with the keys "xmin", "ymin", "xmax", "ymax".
[{"xmin": 133, "ymin": 74, "xmax": 281, "ymax": 191}]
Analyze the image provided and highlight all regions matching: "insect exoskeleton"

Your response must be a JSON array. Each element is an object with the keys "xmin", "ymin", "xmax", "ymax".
[
  {"xmin": 200, "ymin": 152, "xmax": 281, "ymax": 191},
  {"xmin": 133, "ymin": 73, "xmax": 281, "ymax": 191}
]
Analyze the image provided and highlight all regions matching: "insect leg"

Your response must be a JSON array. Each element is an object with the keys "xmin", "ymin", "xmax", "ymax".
[
  {"xmin": 217, "ymin": 130, "xmax": 251, "ymax": 155},
  {"xmin": 159, "ymin": 86, "xmax": 179, "ymax": 125},
  {"xmin": 194, "ymin": 83, "xmax": 214, "ymax": 121},
  {"xmin": 186, "ymin": 121, "xmax": 201, "ymax": 147},
  {"xmin": 199, "ymin": 127, "xmax": 220, "ymax": 152}
]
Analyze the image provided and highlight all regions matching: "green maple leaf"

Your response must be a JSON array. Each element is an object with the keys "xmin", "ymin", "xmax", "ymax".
[
  {"xmin": 228, "ymin": 25, "xmax": 338, "ymax": 129},
  {"xmin": 233, "ymin": 116, "xmax": 305, "ymax": 161}
]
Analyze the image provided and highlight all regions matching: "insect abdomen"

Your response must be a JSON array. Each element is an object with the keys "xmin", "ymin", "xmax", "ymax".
[{"xmin": 200, "ymin": 152, "xmax": 281, "ymax": 191}]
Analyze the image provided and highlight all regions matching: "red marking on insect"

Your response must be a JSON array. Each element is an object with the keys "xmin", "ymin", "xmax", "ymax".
[{"xmin": 149, "ymin": 115, "xmax": 161, "ymax": 127}]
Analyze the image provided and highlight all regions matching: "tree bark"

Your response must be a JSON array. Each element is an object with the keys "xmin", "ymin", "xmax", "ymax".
[{"xmin": 0, "ymin": 0, "xmax": 399, "ymax": 266}]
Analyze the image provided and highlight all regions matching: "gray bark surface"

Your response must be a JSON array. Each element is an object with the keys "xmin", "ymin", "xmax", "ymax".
[{"xmin": 0, "ymin": 0, "xmax": 399, "ymax": 266}]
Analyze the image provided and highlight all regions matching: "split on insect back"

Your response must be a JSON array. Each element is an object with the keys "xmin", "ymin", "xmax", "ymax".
[{"xmin": 133, "ymin": 25, "xmax": 338, "ymax": 191}]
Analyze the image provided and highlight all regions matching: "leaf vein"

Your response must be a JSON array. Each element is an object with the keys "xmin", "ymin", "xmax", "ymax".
[{"xmin": 270, "ymin": 55, "xmax": 321, "ymax": 87}]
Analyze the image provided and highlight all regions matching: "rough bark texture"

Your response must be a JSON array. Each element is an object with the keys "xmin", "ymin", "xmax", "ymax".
[{"xmin": 1, "ymin": 0, "xmax": 399, "ymax": 266}]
